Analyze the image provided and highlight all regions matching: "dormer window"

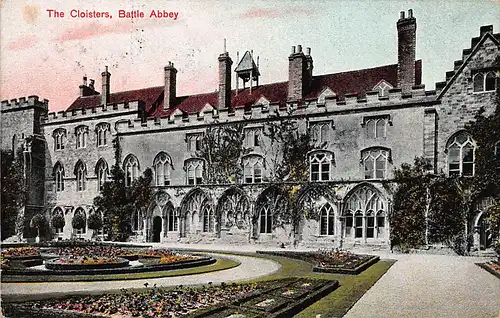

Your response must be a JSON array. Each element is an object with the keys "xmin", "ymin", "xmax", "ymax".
[
  {"xmin": 75, "ymin": 125, "xmax": 88, "ymax": 149},
  {"xmin": 372, "ymin": 80, "xmax": 393, "ymax": 97}
]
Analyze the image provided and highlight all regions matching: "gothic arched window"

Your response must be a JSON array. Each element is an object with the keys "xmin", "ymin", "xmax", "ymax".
[
  {"xmin": 75, "ymin": 125, "xmax": 88, "ymax": 149},
  {"xmin": 54, "ymin": 162, "xmax": 65, "ymax": 192},
  {"xmin": 123, "ymin": 155, "xmax": 140, "ymax": 186},
  {"xmin": 362, "ymin": 148, "xmax": 390, "ymax": 179},
  {"xmin": 96, "ymin": 159, "xmax": 108, "ymax": 192},
  {"xmin": 96, "ymin": 123, "xmax": 110, "ymax": 147},
  {"xmin": 243, "ymin": 155, "xmax": 264, "ymax": 184},
  {"xmin": 75, "ymin": 161, "xmax": 86, "ymax": 191},
  {"xmin": 154, "ymin": 152, "xmax": 172, "ymax": 186},
  {"xmin": 447, "ymin": 131, "xmax": 476, "ymax": 177},
  {"xmin": 185, "ymin": 158, "xmax": 204, "ymax": 185},
  {"xmin": 310, "ymin": 151, "xmax": 333, "ymax": 181},
  {"xmin": 259, "ymin": 206, "xmax": 272, "ymax": 234},
  {"xmin": 320, "ymin": 203, "xmax": 335, "ymax": 236},
  {"xmin": 202, "ymin": 205, "xmax": 214, "ymax": 233}
]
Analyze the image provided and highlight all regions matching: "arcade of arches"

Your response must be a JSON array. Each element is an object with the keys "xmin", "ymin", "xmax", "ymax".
[{"xmin": 128, "ymin": 183, "xmax": 391, "ymax": 247}]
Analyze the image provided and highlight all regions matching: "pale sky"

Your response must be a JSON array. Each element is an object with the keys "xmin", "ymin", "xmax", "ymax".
[{"xmin": 1, "ymin": 0, "xmax": 499, "ymax": 112}]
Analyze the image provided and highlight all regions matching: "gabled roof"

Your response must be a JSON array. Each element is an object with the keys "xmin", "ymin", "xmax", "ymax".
[
  {"xmin": 67, "ymin": 86, "xmax": 164, "ymax": 111},
  {"xmin": 437, "ymin": 28, "xmax": 500, "ymax": 99},
  {"xmin": 66, "ymin": 61, "xmax": 422, "ymax": 118}
]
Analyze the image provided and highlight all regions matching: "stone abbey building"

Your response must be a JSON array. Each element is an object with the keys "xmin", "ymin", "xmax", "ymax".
[{"xmin": 1, "ymin": 10, "xmax": 499, "ymax": 249}]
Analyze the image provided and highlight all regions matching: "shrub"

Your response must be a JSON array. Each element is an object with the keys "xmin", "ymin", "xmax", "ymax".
[
  {"xmin": 51, "ymin": 214, "xmax": 65, "ymax": 230},
  {"xmin": 72, "ymin": 213, "xmax": 86, "ymax": 231},
  {"xmin": 87, "ymin": 213, "xmax": 103, "ymax": 232}
]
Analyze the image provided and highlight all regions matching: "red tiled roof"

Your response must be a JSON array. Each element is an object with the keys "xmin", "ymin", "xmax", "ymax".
[
  {"xmin": 66, "ymin": 61, "xmax": 422, "ymax": 118},
  {"xmin": 66, "ymin": 86, "xmax": 164, "ymax": 111}
]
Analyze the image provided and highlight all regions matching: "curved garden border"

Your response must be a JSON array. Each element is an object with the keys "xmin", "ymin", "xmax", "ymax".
[{"xmin": 1, "ymin": 256, "xmax": 216, "ymax": 276}]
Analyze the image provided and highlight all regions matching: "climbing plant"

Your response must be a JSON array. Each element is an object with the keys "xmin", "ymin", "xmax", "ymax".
[
  {"xmin": 197, "ymin": 122, "xmax": 249, "ymax": 184},
  {"xmin": 390, "ymin": 157, "xmax": 468, "ymax": 253},
  {"xmin": 1, "ymin": 148, "xmax": 26, "ymax": 240}
]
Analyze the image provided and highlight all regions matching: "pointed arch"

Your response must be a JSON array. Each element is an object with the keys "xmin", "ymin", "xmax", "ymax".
[
  {"xmin": 95, "ymin": 158, "xmax": 109, "ymax": 191},
  {"xmin": 216, "ymin": 186, "xmax": 251, "ymax": 231},
  {"xmin": 255, "ymin": 186, "xmax": 288, "ymax": 235},
  {"xmin": 446, "ymin": 130, "xmax": 476, "ymax": 177},
  {"xmin": 53, "ymin": 161, "xmax": 65, "ymax": 192},
  {"xmin": 74, "ymin": 160, "xmax": 87, "ymax": 192},
  {"xmin": 180, "ymin": 187, "xmax": 213, "ymax": 236},
  {"xmin": 343, "ymin": 183, "xmax": 387, "ymax": 240},
  {"xmin": 319, "ymin": 202, "xmax": 335, "ymax": 236},
  {"xmin": 153, "ymin": 152, "xmax": 172, "ymax": 186},
  {"xmin": 123, "ymin": 154, "xmax": 140, "ymax": 186}
]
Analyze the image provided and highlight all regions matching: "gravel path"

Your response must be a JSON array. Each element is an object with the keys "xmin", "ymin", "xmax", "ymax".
[
  {"xmin": 344, "ymin": 252, "xmax": 500, "ymax": 318},
  {"xmin": 0, "ymin": 253, "xmax": 280, "ymax": 297}
]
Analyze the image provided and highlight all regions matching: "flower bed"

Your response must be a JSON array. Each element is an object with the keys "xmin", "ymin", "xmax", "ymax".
[
  {"xmin": 52, "ymin": 246, "xmax": 138, "ymax": 260},
  {"xmin": 476, "ymin": 261, "xmax": 500, "ymax": 279},
  {"xmin": 45, "ymin": 256, "xmax": 130, "ymax": 270},
  {"xmin": 2, "ymin": 278, "xmax": 339, "ymax": 318},
  {"xmin": 1, "ymin": 247, "xmax": 40, "ymax": 259},
  {"xmin": 257, "ymin": 250, "xmax": 379, "ymax": 274}
]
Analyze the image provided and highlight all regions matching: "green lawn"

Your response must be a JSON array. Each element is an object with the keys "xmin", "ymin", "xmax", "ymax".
[{"xmin": 241, "ymin": 253, "xmax": 395, "ymax": 318}]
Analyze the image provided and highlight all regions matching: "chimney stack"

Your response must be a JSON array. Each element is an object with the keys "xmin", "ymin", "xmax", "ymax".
[
  {"xmin": 397, "ymin": 9, "xmax": 417, "ymax": 94},
  {"xmin": 288, "ymin": 44, "xmax": 313, "ymax": 102},
  {"xmin": 218, "ymin": 40, "xmax": 233, "ymax": 111},
  {"xmin": 101, "ymin": 66, "xmax": 111, "ymax": 105},
  {"xmin": 79, "ymin": 76, "xmax": 98, "ymax": 97},
  {"xmin": 163, "ymin": 62, "xmax": 178, "ymax": 110}
]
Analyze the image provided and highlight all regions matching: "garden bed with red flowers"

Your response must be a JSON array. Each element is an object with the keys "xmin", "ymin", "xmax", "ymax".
[
  {"xmin": 45, "ymin": 256, "xmax": 130, "ymax": 270},
  {"xmin": 2, "ymin": 278, "xmax": 339, "ymax": 318},
  {"xmin": 257, "ymin": 250, "xmax": 379, "ymax": 274},
  {"xmin": 476, "ymin": 260, "xmax": 500, "ymax": 279}
]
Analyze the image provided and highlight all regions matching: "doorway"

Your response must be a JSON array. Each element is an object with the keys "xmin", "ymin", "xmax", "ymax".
[{"xmin": 153, "ymin": 216, "xmax": 162, "ymax": 242}]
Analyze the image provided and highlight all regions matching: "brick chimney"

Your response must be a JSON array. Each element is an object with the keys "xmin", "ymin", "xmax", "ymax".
[
  {"xmin": 218, "ymin": 43, "xmax": 233, "ymax": 111},
  {"xmin": 79, "ymin": 76, "xmax": 99, "ymax": 97},
  {"xmin": 397, "ymin": 9, "xmax": 417, "ymax": 94},
  {"xmin": 101, "ymin": 66, "xmax": 111, "ymax": 105},
  {"xmin": 163, "ymin": 62, "xmax": 177, "ymax": 110},
  {"xmin": 288, "ymin": 45, "xmax": 312, "ymax": 102}
]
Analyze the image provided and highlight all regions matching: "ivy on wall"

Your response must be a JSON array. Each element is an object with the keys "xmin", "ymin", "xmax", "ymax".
[{"xmin": 1, "ymin": 147, "xmax": 27, "ymax": 240}]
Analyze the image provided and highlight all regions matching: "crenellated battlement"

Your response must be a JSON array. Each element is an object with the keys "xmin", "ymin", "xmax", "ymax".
[
  {"xmin": 0, "ymin": 95, "xmax": 49, "ymax": 112},
  {"xmin": 43, "ymin": 100, "xmax": 141, "ymax": 124},
  {"xmin": 115, "ymin": 86, "xmax": 437, "ymax": 133}
]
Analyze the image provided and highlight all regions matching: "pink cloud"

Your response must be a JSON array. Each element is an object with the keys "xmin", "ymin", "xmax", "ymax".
[
  {"xmin": 238, "ymin": 7, "xmax": 314, "ymax": 19},
  {"xmin": 6, "ymin": 35, "xmax": 38, "ymax": 51},
  {"xmin": 54, "ymin": 21, "xmax": 135, "ymax": 42}
]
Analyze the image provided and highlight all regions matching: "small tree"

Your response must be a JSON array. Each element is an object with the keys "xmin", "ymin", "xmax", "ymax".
[
  {"xmin": 30, "ymin": 214, "xmax": 46, "ymax": 242},
  {"xmin": 72, "ymin": 213, "xmax": 86, "ymax": 236},
  {"xmin": 94, "ymin": 137, "xmax": 153, "ymax": 241},
  {"xmin": 87, "ymin": 213, "xmax": 103, "ymax": 239},
  {"xmin": 51, "ymin": 214, "xmax": 65, "ymax": 235}
]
